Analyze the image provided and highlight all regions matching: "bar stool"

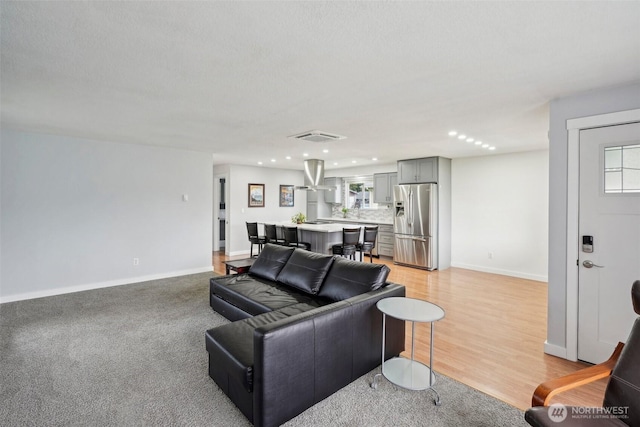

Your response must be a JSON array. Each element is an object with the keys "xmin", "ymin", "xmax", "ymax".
[
  {"xmin": 246, "ymin": 222, "xmax": 267, "ymax": 257},
  {"xmin": 356, "ymin": 226, "xmax": 378, "ymax": 263},
  {"xmin": 264, "ymin": 224, "xmax": 286, "ymax": 245},
  {"xmin": 331, "ymin": 227, "xmax": 361, "ymax": 260},
  {"xmin": 283, "ymin": 226, "xmax": 311, "ymax": 250}
]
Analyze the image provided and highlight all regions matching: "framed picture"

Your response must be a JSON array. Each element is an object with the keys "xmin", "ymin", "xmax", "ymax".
[
  {"xmin": 279, "ymin": 185, "xmax": 294, "ymax": 207},
  {"xmin": 248, "ymin": 183, "xmax": 265, "ymax": 207}
]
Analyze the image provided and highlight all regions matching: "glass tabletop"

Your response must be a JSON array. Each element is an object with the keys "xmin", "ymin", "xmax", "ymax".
[{"xmin": 377, "ymin": 297, "xmax": 445, "ymax": 323}]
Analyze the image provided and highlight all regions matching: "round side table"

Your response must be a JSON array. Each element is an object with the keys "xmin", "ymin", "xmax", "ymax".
[{"xmin": 371, "ymin": 297, "xmax": 445, "ymax": 405}]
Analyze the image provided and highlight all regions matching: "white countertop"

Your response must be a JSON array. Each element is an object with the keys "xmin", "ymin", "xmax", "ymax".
[
  {"xmin": 317, "ymin": 217, "xmax": 393, "ymax": 226},
  {"xmin": 267, "ymin": 221, "xmax": 380, "ymax": 233}
]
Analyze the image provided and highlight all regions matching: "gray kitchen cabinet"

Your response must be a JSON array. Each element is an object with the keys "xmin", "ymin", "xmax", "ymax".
[
  {"xmin": 397, "ymin": 157, "xmax": 438, "ymax": 184},
  {"xmin": 373, "ymin": 172, "xmax": 397, "ymax": 204},
  {"xmin": 323, "ymin": 177, "xmax": 342, "ymax": 204},
  {"xmin": 377, "ymin": 224, "xmax": 394, "ymax": 257}
]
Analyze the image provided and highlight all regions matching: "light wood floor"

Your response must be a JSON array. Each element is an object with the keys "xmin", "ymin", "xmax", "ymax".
[{"xmin": 212, "ymin": 251, "xmax": 606, "ymax": 411}]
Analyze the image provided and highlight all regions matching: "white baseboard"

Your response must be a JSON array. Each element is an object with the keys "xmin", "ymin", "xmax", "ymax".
[
  {"xmin": 544, "ymin": 341, "xmax": 568, "ymax": 359},
  {"xmin": 0, "ymin": 266, "xmax": 213, "ymax": 303},
  {"xmin": 450, "ymin": 262, "xmax": 548, "ymax": 283},
  {"xmin": 228, "ymin": 250, "xmax": 251, "ymax": 257}
]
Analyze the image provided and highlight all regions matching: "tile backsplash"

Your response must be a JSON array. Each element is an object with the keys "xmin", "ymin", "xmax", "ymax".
[{"xmin": 330, "ymin": 206, "xmax": 394, "ymax": 223}]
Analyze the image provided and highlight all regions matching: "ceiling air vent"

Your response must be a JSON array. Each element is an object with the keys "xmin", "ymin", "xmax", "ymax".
[{"xmin": 289, "ymin": 130, "xmax": 346, "ymax": 143}]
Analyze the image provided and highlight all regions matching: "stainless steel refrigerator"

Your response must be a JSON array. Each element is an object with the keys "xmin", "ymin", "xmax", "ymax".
[{"xmin": 393, "ymin": 183, "xmax": 438, "ymax": 270}]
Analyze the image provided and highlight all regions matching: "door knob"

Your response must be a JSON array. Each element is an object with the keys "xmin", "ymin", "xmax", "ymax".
[{"xmin": 583, "ymin": 260, "xmax": 604, "ymax": 268}]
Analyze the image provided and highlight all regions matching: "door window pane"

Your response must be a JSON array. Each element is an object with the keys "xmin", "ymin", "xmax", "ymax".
[
  {"xmin": 605, "ymin": 171, "xmax": 622, "ymax": 193},
  {"xmin": 625, "ymin": 169, "xmax": 640, "ymax": 192},
  {"xmin": 622, "ymin": 146, "xmax": 640, "ymax": 169},
  {"xmin": 605, "ymin": 147, "xmax": 622, "ymax": 170},
  {"xmin": 604, "ymin": 144, "xmax": 640, "ymax": 193}
]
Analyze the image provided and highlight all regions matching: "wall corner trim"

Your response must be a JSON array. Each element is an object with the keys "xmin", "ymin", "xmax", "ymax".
[{"xmin": 544, "ymin": 341, "xmax": 571, "ymax": 360}]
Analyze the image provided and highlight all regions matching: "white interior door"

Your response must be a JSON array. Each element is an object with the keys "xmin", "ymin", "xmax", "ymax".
[{"xmin": 578, "ymin": 122, "xmax": 640, "ymax": 364}]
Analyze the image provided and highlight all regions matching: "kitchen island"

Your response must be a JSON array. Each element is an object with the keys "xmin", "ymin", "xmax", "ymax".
[
  {"xmin": 317, "ymin": 218, "xmax": 394, "ymax": 258},
  {"xmin": 270, "ymin": 221, "xmax": 370, "ymax": 254}
]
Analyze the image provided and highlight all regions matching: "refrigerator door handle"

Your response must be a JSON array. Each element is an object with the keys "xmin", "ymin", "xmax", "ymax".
[
  {"xmin": 396, "ymin": 235, "xmax": 428, "ymax": 242},
  {"xmin": 396, "ymin": 235, "xmax": 413, "ymax": 240},
  {"xmin": 407, "ymin": 188, "xmax": 413, "ymax": 226}
]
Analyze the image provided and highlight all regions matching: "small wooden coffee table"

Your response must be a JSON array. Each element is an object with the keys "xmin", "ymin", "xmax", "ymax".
[{"xmin": 224, "ymin": 258, "xmax": 255, "ymax": 275}]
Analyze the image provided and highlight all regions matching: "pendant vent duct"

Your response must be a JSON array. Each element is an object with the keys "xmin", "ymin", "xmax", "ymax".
[{"xmin": 289, "ymin": 130, "xmax": 346, "ymax": 143}]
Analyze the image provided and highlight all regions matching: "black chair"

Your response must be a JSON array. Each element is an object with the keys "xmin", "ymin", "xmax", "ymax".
[
  {"xmin": 356, "ymin": 226, "xmax": 378, "ymax": 263},
  {"xmin": 525, "ymin": 280, "xmax": 640, "ymax": 426},
  {"xmin": 264, "ymin": 224, "xmax": 285, "ymax": 245},
  {"xmin": 246, "ymin": 222, "xmax": 266, "ymax": 257},
  {"xmin": 331, "ymin": 227, "xmax": 361, "ymax": 260},
  {"xmin": 283, "ymin": 226, "xmax": 311, "ymax": 250}
]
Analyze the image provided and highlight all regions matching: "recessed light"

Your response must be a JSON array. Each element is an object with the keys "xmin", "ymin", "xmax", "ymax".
[
  {"xmin": 257, "ymin": 161, "xmax": 263, "ymax": 165},
  {"xmin": 285, "ymin": 156, "xmax": 291, "ymax": 160},
  {"xmin": 489, "ymin": 146, "xmax": 496, "ymax": 151},
  {"xmin": 352, "ymin": 160, "xmax": 357, "ymax": 164},
  {"xmin": 322, "ymin": 149, "xmax": 329, "ymax": 153},
  {"xmin": 482, "ymin": 144, "xmax": 489, "ymax": 148},
  {"xmin": 372, "ymin": 157, "xmax": 378, "ymax": 161},
  {"xmin": 303, "ymin": 153, "xmax": 309, "ymax": 157},
  {"xmin": 271, "ymin": 159, "xmax": 276, "ymax": 162},
  {"xmin": 466, "ymin": 138, "xmax": 474, "ymax": 143},
  {"xmin": 458, "ymin": 134, "xmax": 466, "ymax": 140},
  {"xmin": 448, "ymin": 131, "xmax": 457, "ymax": 136},
  {"xmin": 475, "ymin": 141, "xmax": 482, "ymax": 146},
  {"xmin": 333, "ymin": 162, "xmax": 338, "ymax": 166}
]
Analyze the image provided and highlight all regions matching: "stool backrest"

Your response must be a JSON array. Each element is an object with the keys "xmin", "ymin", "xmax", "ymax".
[
  {"xmin": 283, "ymin": 227, "xmax": 299, "ymax": 244},
  {"xmin": 342, "ymin": 227, "xmax": 361, "ymax": 247},
  {"xmin": 363, "ymin": 226, "xmax": 378, "ymax": 244},
  {"xmin": 246, "ymin": 222, "xmax": 259, "ymax": 238},
  {"xmin": 264, "ymin": 224, "xmax": 278, "ymax": 242}
]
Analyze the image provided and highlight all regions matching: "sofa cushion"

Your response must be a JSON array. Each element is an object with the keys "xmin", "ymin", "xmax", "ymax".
[
  {"xmin": 205, "ymin": 310, "xmax": 290, "ymax": 393},
  {"xmin": 205, "ymin": 301, "xmax": 330, "ymax": 393},
  {"xmin": 248, "ymin": 244, "xmax": 295, "ymax": 281},
  {"xmin": 318, "ymin": 257, "xmax": 390, "ymax": 302},
  {"xmin": 276, "ymin": 249, "xmax": 335, "ymax": 294},
  {"xmin": 211, "ymin": 274, "xmax": 318, "ymax": 316}
]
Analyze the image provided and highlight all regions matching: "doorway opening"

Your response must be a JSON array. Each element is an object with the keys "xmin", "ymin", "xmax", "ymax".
[{"xmin": 213, "ymin": 174, "xmax": 228, "ymax": 254}]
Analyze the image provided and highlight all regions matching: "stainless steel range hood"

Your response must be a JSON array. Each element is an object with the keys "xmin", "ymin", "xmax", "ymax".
[{"xmin": 296, "ymin": 159, "xmax": 336, "ymax": 191}]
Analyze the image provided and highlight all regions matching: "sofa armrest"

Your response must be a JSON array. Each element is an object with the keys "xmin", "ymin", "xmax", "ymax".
[{"xmin": 252, "ymin": 284, "xmax": 405, "ymax": 427}]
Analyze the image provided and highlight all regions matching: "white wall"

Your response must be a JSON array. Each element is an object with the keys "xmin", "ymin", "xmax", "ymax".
[
  {"xmin": 451, "ymin": 150, "xmax": 549, "ymax": 281},
  {"xmin": 213, "ymin": 164, "xmax": 306, "ymax": 256},
  {"xmin": 325, "ymin": 162, "xmax": 397, "ymax": 177},
  {"xmin": 547, "ymin": 82, "xmax": 640, "ymax": 353},
  {"xmin": 0, "ymin": 130, "xmax": 213, "ymax": 302}
]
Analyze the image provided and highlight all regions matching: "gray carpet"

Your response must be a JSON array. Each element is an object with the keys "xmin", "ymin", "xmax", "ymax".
[{"xmin": 0, "ymin": 273, "xmax": 527, "ymax": 426}]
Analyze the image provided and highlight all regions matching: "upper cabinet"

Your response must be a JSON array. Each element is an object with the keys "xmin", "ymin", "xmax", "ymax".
[
  {"xmin": 373, "ymin": 172, "xmax": 397, "ymax": 204},
  {"xmin": 323, "ymin": 177, "xmax": 342, "ymax": 204},
  {"xmin": 397, "ymin": 157, "xmax": 438, "ymax": 184}
]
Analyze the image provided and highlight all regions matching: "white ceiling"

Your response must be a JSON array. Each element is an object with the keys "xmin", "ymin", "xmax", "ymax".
[{"xmin": 2, "ymin": 1, "xmax": 639, "ymax": 170}]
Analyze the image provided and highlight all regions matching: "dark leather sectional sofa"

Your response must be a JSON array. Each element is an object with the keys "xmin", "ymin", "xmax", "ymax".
[{"xmin": 205, "ymin": 244, "xmax": 406, "ymax": 427}]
